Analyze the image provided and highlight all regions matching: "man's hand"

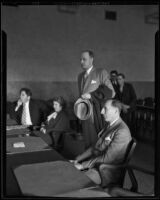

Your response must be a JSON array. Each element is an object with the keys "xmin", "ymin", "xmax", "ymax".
[
  {"xmin": 81, "ymin": 93, "xmax": 91, "ymax": 99},
  {"xmin": 112, "ymin": 90, "xmax": 116, "ymax": 98},
  {"xmin": 70, "ymin": 160, "xmax": 78, "ymax": 164},
  {"xmin": 70, "ymin": 160, "xmax": 84, "ymax": 170},
  {"xmin": 17, "ymin": 99, "xmax": 23, "ymax": 106},
  {"xmin": 74, "ymin": 163, "xmax": 84, "ymax": 170},
  {"xmin": 15, "ymin": 99, "xmax": 22, "ymax": 111},
  {"xmin": 40, "ymin": 127, "xmax": 46, "ymax": 134}
]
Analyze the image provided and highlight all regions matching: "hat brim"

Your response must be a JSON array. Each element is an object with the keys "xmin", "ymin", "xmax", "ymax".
[{"xmin": 74, "ymin": 98, "xmax": 93, "ymax": 120}]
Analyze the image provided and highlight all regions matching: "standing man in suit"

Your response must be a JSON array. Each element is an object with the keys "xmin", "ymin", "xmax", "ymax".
[
  {"xmin": 13, "ymin": 88, "xmax": 50, "ymax": 126},
  {"xmin": 77, "ymin": 50, "xmax": 115, "ymax": 149},
  {"xmin": 115, "ymin": 73, "xmax": 137, "ymax": 132},
  {"xmin": 72, "ymin": 99, "xmax": 132, "ymax": 185}
]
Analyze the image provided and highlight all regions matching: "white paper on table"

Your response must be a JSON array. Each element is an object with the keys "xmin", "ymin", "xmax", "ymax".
[{"xmin": 13, "ymin": 142, "xmax": 25, "ymax": 148}]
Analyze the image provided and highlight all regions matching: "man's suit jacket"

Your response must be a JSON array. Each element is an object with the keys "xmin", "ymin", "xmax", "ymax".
[
  {"xmin": 111, "ymin": 80, "xmax": 119, "ymax": 96},
  {"xmin": 92, "ymin": 118, "xmax": 131, "ymax": 165},
  {"xmin": 79, "ymin": 118, "xmax": 132, "ymax": 167},
  {"xmin": 13, "ymin": 99, "xmax": 50, "ymax": 126},
  {"xmin": 78, "ymin": 67, "xmax": 114, "ymax": 96},
  {"xmin": 115, "ymin": 82, "xmax": 137, "ymax": 112}
]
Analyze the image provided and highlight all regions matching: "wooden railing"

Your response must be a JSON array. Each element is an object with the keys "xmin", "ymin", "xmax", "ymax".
[{"xmin": 132, "ymin": 105, "xmax": 155, "ymax": 142}]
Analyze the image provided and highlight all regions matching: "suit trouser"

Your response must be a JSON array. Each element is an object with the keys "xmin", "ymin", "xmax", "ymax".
[
  {"xmin": 81, "ymin": 117, "xmax": 98, "ymax": 149},
  {"xmin": 85, "ymin": 168, "xmax": 101, "ymax": 185}
]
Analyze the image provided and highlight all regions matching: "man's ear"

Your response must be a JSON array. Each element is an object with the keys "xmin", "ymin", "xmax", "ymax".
[{"xmin": 115, "ymin": 108, "xmax": 118, "ymax": 114}]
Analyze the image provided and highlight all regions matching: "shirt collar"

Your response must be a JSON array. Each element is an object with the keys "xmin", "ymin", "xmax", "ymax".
[
  {"xmin": 24, "ymin": 100, "xmax": 30, "ymax": 106},
  {"xmin": 109, "ymin": 117, "xmax": 120, "ymax": 127},
  {"xmin": 86, "ymin": 65, "xmax": 93, "ymax": 75}
]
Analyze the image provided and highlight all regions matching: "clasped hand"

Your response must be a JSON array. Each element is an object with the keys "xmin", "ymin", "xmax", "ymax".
[
  {"xmin": 81, "ymin": 93, "xmax": 91, "ymax": 99},
  {"xmin": 40, "ymin": 127, "xmax": 46, "ymax": 134},
  {"xmin": 70, "ymin": 160, "xmax": 84, "ymax": 170}
]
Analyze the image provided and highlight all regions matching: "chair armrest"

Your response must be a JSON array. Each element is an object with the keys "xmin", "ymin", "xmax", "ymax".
[{"xmin": 99, "ymin": 163, "xmax": 126, "ymax": 170}]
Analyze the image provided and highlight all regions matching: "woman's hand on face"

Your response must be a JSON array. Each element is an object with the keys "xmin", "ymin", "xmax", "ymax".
[
  {"xmin": 52, "ymin": 112, "xmax": 57, "ymax": 119},
  {"xmin": 17, "ymin": 99, "xmax": 23, "ymax": 107},
  {"xmin": 47, "ymin": 112, "xmax": 57, "ymax": 121}
]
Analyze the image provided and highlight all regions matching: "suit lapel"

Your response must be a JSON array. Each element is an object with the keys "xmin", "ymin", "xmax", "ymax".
[
  {"xmin": 101, "ymin": 118, "xmax": 122, "ymax": 140},
  {"xmin": 81, "ymin": 71, "xmax": 86, "ymax": 92},
  {"xmin": 82, "ymin": 67, "xmax": 95, "ymax": 93}
]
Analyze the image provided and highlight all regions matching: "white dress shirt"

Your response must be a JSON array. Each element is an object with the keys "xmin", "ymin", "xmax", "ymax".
[
  {"xmin": 85, "ymin": 65, "xmax": 93, "ymax": 76},
  {"xmin": 109, "ymin": 116, "xmax": 120, "ymax": 127},
  {"xmin": 22, "ymin": 101, "xmax": 32, "ymax": 125}
]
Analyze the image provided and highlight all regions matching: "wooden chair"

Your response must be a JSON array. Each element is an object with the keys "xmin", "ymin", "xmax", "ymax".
[
  {"xmin": 107, "ymin": 165, "xmax": 154, "ymax": 196},
  {"xmin": 98, "ymin": 138, "xmax": 137, "ymax": 191}
]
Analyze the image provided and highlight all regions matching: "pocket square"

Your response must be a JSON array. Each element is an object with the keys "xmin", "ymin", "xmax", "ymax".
[
  {"xmin": 105, "ymin": 136, "xmax": 111, "ymax": 141},
  {"xmin": 91, "ymin": 80, "xmax": 97, "ymax": 84}
]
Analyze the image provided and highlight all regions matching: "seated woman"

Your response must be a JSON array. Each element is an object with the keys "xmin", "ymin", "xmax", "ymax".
[{"xmin": 35, "ymin": 96, "xmax": 70, "ymax": 149}]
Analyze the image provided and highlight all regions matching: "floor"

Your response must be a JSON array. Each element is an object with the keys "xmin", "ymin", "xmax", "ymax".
[{"xmin": 124, "ymin": 141, "xmax": 154, "ymax": 195}]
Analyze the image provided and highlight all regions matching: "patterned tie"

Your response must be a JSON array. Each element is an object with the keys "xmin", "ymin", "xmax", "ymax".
[
  {"xmin": 82, "ymin": 72, "xmax": 88, "ymax": 89},
  {"xmin": 21, "ymin": 103, "xmax": 27, "ymax": 125},
  {"xmin": 84, "ymin": 72, "xmax": 88, "ymax": 80}
]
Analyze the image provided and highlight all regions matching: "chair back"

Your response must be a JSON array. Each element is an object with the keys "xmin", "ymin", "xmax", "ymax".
[
  {"xmin": 99, "ymin": 137, "xmax": 136, "ymax": 188},
  {"xmin": 123, "ymin": 138, "xmax": 137, "ymax": 164},
  {"xmin": 117, "ymin": 138, "xmax": 137, "ymax": 186}
]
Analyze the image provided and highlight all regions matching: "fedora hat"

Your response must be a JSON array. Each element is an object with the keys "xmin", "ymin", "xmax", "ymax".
[{"xmin": 74, "ymin": 98, "xmax": 93, "ymax": 120}]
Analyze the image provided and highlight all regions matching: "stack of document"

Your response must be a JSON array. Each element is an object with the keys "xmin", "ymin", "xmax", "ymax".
[
  {"xmin": 13, "ymin": 142, "xmax": 25, "ymax": 148},
  {"xmin": 6, "ymin": 125, "xmax": 29, "ymax": 131}
]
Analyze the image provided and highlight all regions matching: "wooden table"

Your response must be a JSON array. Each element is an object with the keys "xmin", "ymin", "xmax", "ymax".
[
  {"xmin": 5, "ymin": 132, "xmax": 65, "ymax": 196},
  {"xmin": 14, "ymin": 161, "xmax": 97, "ymax": 197}
]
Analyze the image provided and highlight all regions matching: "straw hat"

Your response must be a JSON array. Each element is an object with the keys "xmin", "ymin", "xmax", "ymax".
[{"xmin": 74, "ymin": 98, "xmax": 93, "ymax": 120}]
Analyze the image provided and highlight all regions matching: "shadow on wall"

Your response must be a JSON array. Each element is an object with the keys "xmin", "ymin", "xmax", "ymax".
[
  {"xmin": 7, "ymin": 81, "xmax": 79, "ymax": 102},
  {"xmin": 7, "ymin": 81, "xmax": 154, "ymax": 102}
]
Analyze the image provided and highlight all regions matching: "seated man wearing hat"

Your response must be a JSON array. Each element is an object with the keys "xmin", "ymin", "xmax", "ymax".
[{"xmin": 72, "ymin": 99, "xmax": 132, "ymax": 185}]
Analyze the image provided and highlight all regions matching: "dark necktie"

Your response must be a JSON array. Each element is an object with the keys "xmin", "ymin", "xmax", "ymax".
[
  {"xmin": 84, "ymin": 72, "xmax": 88, "ymax": 82},
  {"xmin": 82, "ymin": 72, "xmax": 88, "ymax": 89}
]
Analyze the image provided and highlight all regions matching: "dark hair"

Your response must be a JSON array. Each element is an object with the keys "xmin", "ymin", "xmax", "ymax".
[
  {"xmin": 111, "ymin": 99, "xmax": 123, "ymax": 113},
  {"xmin": 104, "ymin": 99, "xmax": 122, "ymax": 113},
  {"xmin": 110, "ymin": 70, "xmax": 118, "ymax": 75},
  {"xmin": 82, "ymin": 50, "xmax": 94, "ymax": 58},
  {"xmin": 117, "ymin": 73, "xmax": 125, "ymax": 79},
  {"xmin": 53, "ymin": 96, "xmax": 66, "ymax": 109},
  {"xmin": 20, "ymin": 88, "xmax": 32, "ymax": 97}
]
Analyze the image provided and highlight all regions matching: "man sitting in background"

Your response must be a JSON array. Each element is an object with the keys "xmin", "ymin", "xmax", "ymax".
[
  {"xmin": 110, "ymin": 70, "xmax": 119, "ymax": 97},
  {"xmin": 12, "ymin": 88, "xmax": 50, "ymax": 126},
  {"xmin": 72, "ymin": 99, "xmax": 132, "ymax": 185},
  {"xmin": 115, "ymin": 73, "xmax": 137, "ymax": 131}
]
